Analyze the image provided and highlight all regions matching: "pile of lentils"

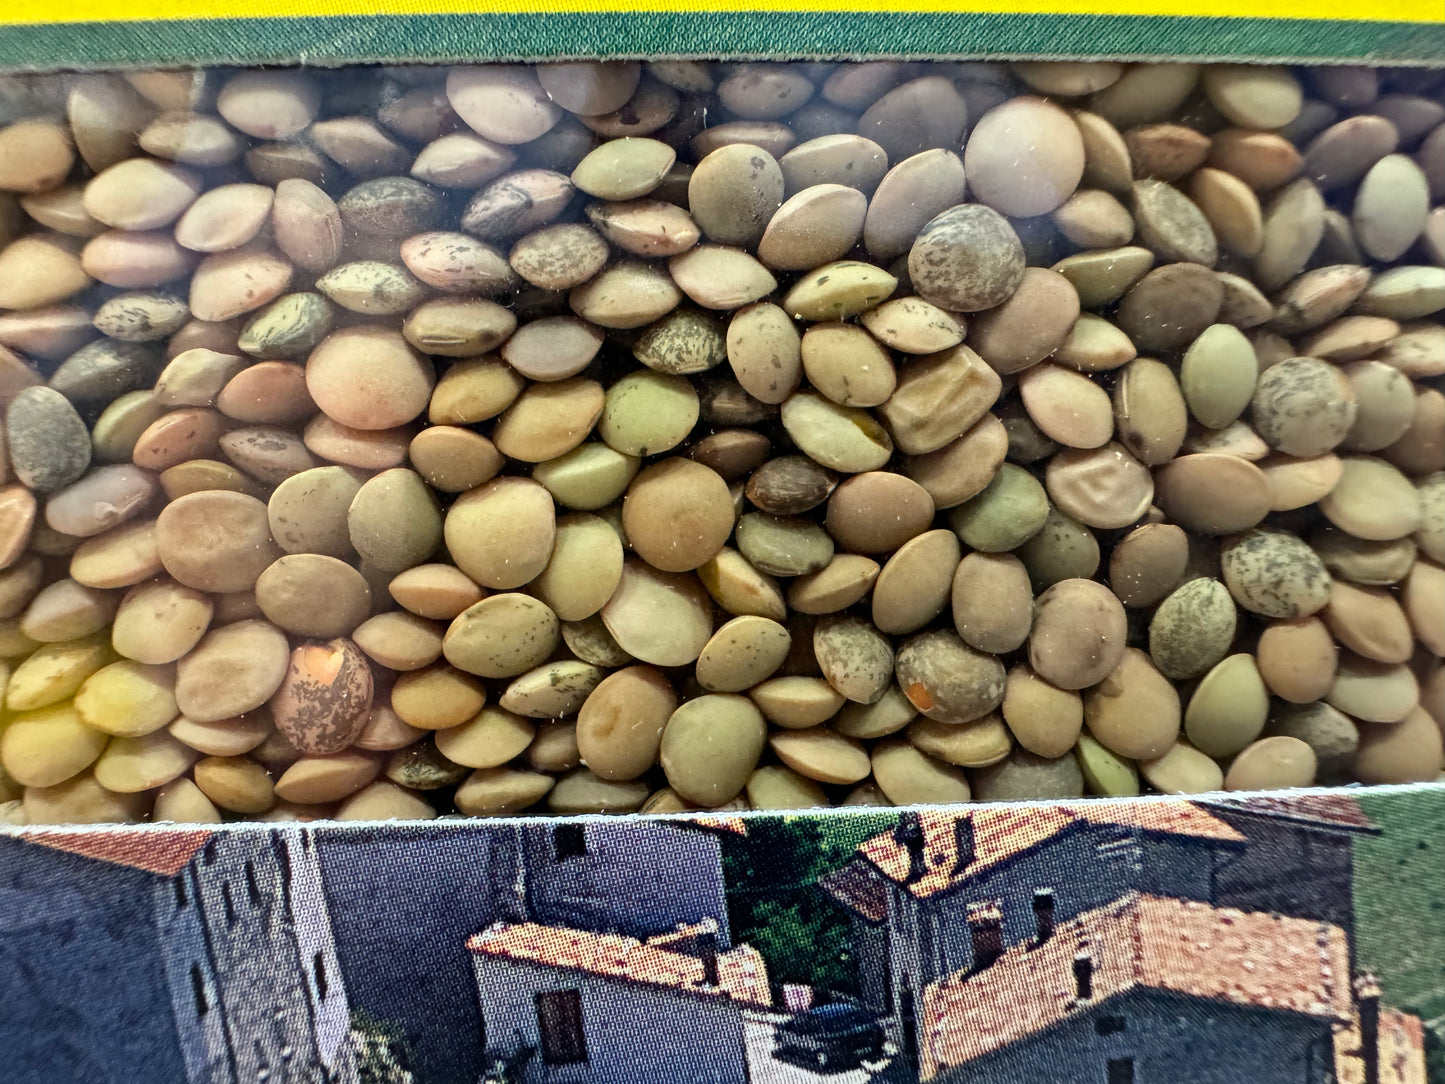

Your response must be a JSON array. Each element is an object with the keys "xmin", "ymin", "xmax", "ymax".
[{"xmin": 0, "ymin": 60, "xmax": 1442, "ymax": 826}]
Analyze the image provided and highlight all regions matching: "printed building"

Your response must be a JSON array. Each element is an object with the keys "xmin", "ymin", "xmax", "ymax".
[
  {"xmin": 917, "ymin": 892, "xmax": 1355, "ymax": 1083},
  {"xmin": 518, "ymin": 815, "xmax": 742, "ymax": 948},
  {"xmin": 318, "ymin": 823, "xmax": 525, "ymax": 1084},
  {"xmin": 0, "ymin": 827, "xmax": 356, "ymax": 1084},
  {"xmin": 317, "ymin": 814, "xmax": 743, "ymax": 1084},
  {"xmin": 819, "ymin": 801, "xmax": 1251, "ymax": 1051},
  {"xmin": 1334, "ymin": 973, "xmax": 1430, "ymax": 1084},
  {"xmin": 918, "ymin": 891, "xmax": 1425, "ymax": 1084},
  {"xmin": 1201, "ymin": 794, "xmax": 1380, "ymax": 954},
  {"xmin": 468, "ymin": 917, "xmax": 770, "ymax": 1084},
  {"xmin": 821, "ymin": 796, "xmax": 1425, "ymax": 1084}
]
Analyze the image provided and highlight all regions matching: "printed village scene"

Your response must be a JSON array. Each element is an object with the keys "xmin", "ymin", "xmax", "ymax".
[{"xmin": 1, "ymin": 787, "xmax": 1442, "ymax": 1084}]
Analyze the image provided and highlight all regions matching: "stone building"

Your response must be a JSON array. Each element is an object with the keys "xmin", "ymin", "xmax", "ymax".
[
  {"xmin": 318, "ymin": 823, "xmax": 523, "ymax": 1084},
  {"xmin": 821, "ymin": 796, "xmax": 1424, "ymax": 1084},
  {"xmin": 918, "ymin": 892, "xmax": 1355, "ymax": 1083},
  {"xmin": 316, "ymin": 813, "xmax": 743, "ymax": 1084},
  {"xmin": 467, "ymin": 917, "xmax": 770, "ymax": 1084},
  {"xmin": 0, "ymin": 826, "xmax": 357, "ymax": 1084},
  {"xmin": 1201, "ymin": 794, "xmax": 1379, "ymax": 955},
  {"xmin": 819, "ymin": 800, "xmax": 1250, "ymax": 1052},
  {"xmin": 518, "ymin": 815, "xmax": 741, "ymax": 948}
]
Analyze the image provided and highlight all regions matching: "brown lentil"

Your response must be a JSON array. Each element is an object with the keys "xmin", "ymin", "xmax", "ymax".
[{"xmin": 0, "ymin": 58, "xmax": 1440, "ymax": 825}]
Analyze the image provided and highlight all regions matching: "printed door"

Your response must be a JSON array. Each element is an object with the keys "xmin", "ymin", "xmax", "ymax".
[{"xmin": 535, "ymin": 989, "xmax": 588, "ymax": 1065}]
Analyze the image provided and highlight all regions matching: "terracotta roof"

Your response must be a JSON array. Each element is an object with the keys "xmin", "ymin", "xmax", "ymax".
[
  {"xmin": 919, "ymin": 893, "xmax": 1353, "ymax": 1079},
  {"xmin": 858, "ymin": 802, "xmax": 1245, "ymax": 900},
  {"xmin": 1337, "ymin": 1007, "xmax": 1429, "ymax": 1084},
  {"xmin": 1204, "ymin": 793, "xmax": 1377, "ymax": 833},
  {"xmin": 686, "ymin": 814, "xmax": 749, "ymax": 836},
  {"xmin": 468, "ymin": 922, "xmax": 771, "ymax": 1008},
  {"xmin": 23, "ymin": 828, "xmax": 213, "ymax": 877},
  {"xmin": 647, "ymin": 918, "xmax": 721, "ymax": 949},
  {"xmin": 818, "ymin": 860, "xmax": 890, "ymax": 923},
  {"xmin": 649, "ymin": 812, "xmax": 749, "ymax": 836}
]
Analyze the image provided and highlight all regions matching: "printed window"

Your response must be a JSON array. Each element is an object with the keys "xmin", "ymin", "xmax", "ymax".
[
  {"xmin": 190, "ymin": 964, "xmax": 209, "ymax": 1017},
  {"xmin": 535, "ymin": 989, "xmax": 588, "ymax": 1065},
  {"xmin": 313, "ymin": 953, "xmax": 329, "ymax": 1001},
  {"xmin": 1107, "ymin": 1057, "xmax": 1135, "ymax": 1084},
  {"xmin": 174, "ymin": 876, "xmax": 189, "ymax": 910},
  {"xmin": 245, "ymin": 861, "xmax": 263, "ymax": 906},
  {"xmin": 899, "ymin": 989, "xmax": 918, "ymax": 1066},
  {"xmin": 1095, "ymin": 1015, "xmax": 1127, "ymax": 1036},
  {"xmin": 552, "ymin": 824, "xmax": 587, "ymax": 861},
  {"xmin": 202, "ymin": 839, "xmax": 218, "ymax": 866},
  {"xmin": 1073, "ymin": 954, "xmax": 1094, "ymax": 1000},
  {"xmin": 222, "ymin": 882, "xmax": 237, "ymax": 926},
  {"xmin": 271, "ymin": 835, "xmax": 293, "ymax": 911}
]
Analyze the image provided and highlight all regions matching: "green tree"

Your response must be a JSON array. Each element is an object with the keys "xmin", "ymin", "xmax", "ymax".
[
  {"xmin": 722, "ymin": 812, "xmax": 897, "ymax": 890},
  {"xmin": 723, "ymin": 811, "xmax": 898, "ymax": 1000},
  {"xmin": 1355, "ymin": 791, "xmax": 1445, "ymax": 1084},
  {"xmin": 350, "ymin": 1009, "xmax": 418, "ymax": 1084},
  {"xmin": 734, "ymin": 893, "xmax": 860, "ymax": 997}
]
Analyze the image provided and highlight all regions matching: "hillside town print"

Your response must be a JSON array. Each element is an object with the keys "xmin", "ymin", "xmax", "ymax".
[{"xmin": 0, "ymin": 788, "xmax": 1440, "ymax": 1084}]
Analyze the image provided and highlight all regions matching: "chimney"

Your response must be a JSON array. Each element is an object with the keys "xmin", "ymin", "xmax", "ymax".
[
  {"xmin": 949, "ymin": 817, "xmax": 976, "ymax": 877},
  {"xmin": 1355, "ymin": 971, "xmax": 1381, "ymax": 1084},
  {"xmin": 1033, "ymin": 889, "xmax": 1056, "ymax": 945},
  {"xmin": 893, "ymin": 812, "xmax": 927, "ymax": 884},
  {"xmin": 1073, "ymin": 949, "xmax": 1094, "ymax": 1001},
  {"xmin": 699, "ymin": 929, "xmax": 720, "ymax": 987},
  {"xmin": 967, "ymin": 902, "xmax": 1004, "ymax": 971}
]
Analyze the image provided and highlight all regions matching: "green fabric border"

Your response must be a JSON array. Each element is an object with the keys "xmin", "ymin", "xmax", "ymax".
[{"xmin": 0, "ymin": 12, "xmax": 1441, "ymax": 73}]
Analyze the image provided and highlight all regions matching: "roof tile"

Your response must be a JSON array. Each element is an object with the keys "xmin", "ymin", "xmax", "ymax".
[
  {"xmin": 818, "ymin": 860, "xmax": 890, "ymax": 922},
  {"xmin": 858, "ymin": 802, "xmax": 1244, "ymax": 899},
  {"xmin": 919, "ymin": 893, "xmax": 1353, "ymax": 1079},
  {"xmin": 689, "ymin": 814, "xmax": 749, "ymax": 836},
  {"xmin": 1205, "ymin": 793, "xmax": 1376, "ymax": 833},
  {"xmin": 24, "ymin": 828, "xmax": 213, "ymax": 877},
  {"xmin": 1336, "ymin": 1007, "xmax": 1429, "ymax": 1084},
  {"xmin": 468, "ymin": 921, "xmax": 771, "ymax": 1008}
]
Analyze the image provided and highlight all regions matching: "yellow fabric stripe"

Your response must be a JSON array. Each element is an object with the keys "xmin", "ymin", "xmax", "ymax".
[{"xmin": 3, "ymin": 0, "xmax": 1440, "ymax": 26}]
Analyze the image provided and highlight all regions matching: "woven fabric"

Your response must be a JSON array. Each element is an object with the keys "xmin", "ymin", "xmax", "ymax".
[{"xmin": 0, "ymin": 12, "xmax": 1442, "ymax": 72}]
